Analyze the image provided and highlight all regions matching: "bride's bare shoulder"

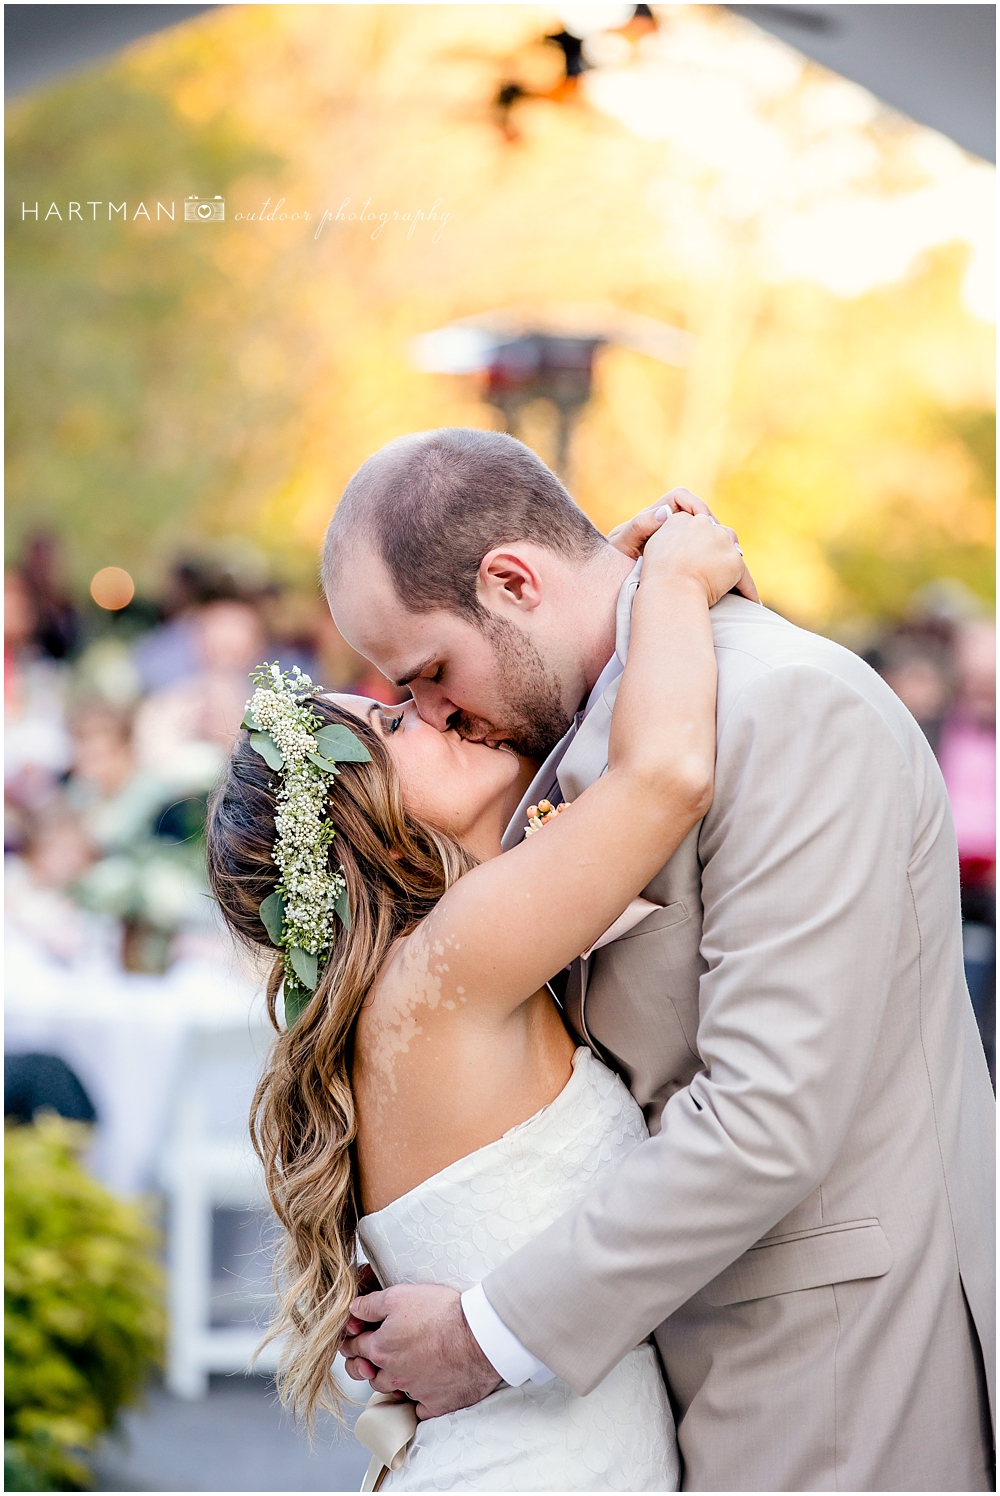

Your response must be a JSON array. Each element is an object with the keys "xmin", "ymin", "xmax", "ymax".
[{"xmin": 354, "ymin": 923, "xmax": 455, "ymax": 1063}]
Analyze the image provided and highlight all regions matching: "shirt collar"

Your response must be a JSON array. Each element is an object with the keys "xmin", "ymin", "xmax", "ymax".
[{"xmin": 580, "ymin": 559, "xmax": 642, "ymax": 720}]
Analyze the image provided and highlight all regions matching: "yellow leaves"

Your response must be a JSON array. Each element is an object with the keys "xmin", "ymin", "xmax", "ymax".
[
  {"xmin": 7, "ymin": 3, "xmax": 994, "ymax": 630},
  {"xmin": 53, "ymin": 403, "xmax": 109, "ymax": 454}
]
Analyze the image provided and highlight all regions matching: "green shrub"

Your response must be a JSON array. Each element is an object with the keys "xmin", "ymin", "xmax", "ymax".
[{"xmin": 5, "ymin": 1118, "xmax": 164, "ymax": 1490}]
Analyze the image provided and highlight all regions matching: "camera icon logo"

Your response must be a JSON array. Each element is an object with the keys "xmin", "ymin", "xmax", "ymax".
[{"xmin": 184, "ymin": 195, "xmax": 225, "ymax": 222}]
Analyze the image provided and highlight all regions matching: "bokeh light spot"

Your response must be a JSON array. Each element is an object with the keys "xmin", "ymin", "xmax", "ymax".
[{"xmin": 90, "ymin": 566, "xmax": 135, "ymax": 610}]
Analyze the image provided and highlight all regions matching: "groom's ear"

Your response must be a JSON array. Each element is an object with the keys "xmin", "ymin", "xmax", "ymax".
[{"xmin": 478, "ymin": 548, "xmax": 544, "ymax": 614}]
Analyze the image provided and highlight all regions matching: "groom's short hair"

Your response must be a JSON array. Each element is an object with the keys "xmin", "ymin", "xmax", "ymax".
[{"xmin": 323, "ymin": 428, "xmax": 604, "ymax": 622}]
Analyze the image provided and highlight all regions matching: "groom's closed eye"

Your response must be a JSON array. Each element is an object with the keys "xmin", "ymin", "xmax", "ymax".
[{"xmin": 392, "ymin": 656, "xmax": 443, "ymax": 689}]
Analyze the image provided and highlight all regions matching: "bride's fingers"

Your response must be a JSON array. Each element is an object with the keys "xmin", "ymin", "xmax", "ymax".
[
  {"xmin": 660, "ymin": 511, "xmax": 761, "ymax": 603},
  {"xmin": 711, "ymin": 524, "xmax": 760, "ymax": 602},
  {"xmin": 736, "ymin": 564, "xmax": 760, "ymax": 604},
  {"xmin": 606, "ymin": 504, "xmax": 670, "ymax": 560},
  {"xmin": 661, "ymin": 487, "xmax": 715, "ymax": 520},
  {"xmin": 607, "ymin": 488, "xmax": 719, "ymax": 561},
  {"xmin": 604, "ymin": 488, "xmax": 761, "ymax": 602},
  {"xmin": 343, "ymin": 1354, "xmax": 378, "ymax": 1381}
]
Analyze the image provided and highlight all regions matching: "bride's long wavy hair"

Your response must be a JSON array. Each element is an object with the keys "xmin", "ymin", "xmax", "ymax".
[{"xmin": 206, "ymin": 696, "xmax": 476, "ymax": 1426}]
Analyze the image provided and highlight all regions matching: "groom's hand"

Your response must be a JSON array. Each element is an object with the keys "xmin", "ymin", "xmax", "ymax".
[
  {"xmin": 341, "ymin": 1283, "xmax": 502, "ymax": 1420},
  {"xmin": 608, "ymin": 487, "xmax": 760, "ymax": 604}
]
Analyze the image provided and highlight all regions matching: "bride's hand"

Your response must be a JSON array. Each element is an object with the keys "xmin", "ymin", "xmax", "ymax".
[
  {"xmin": 608, "ymin": 488, "xmax": 760, "ymax": 604},
  {"xmin": 640, "ymin": 508, "xmax": 749, "ymax": 608}
]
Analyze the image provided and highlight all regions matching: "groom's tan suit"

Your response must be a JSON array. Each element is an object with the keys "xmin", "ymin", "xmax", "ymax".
[{"xmin": 490, "ymin": 580, "xmax": 995, "ymax": 1491}]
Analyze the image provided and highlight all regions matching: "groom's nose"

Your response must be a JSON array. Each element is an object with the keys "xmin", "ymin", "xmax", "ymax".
[{"xmin": 409, "ymin": 682, "xmax": 458, "ymax": 732}]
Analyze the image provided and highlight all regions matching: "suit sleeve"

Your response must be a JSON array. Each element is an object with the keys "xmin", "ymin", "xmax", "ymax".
[{"xmin": 481, "ymin": 663, "xmax": 913, "ymax": 1395}]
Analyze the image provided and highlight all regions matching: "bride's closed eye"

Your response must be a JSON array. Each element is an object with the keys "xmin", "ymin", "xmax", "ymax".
[{"xmin": 384, "ymin": 711, "xmax": 405, "ymax": 735}]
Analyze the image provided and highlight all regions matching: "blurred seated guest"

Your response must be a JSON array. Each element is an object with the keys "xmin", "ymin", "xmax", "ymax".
[
  {"xmin": 313, "ymin": 599, "xmax": 357, "ymax": 688},
  {"xmin": 65, "ymin": 703, "xmax": 175, "ymax": 854},
  {"xmin": 18, "ymin": 530, "xmax": 80, "ymax": 662},
  {"xmin": 259, "ymin": 588, "xmax": 322, "ymax": 683},
  {"xmin": 5, "ymin": 571, "xmax": 72, "ymax": 850},
  {"xmin": 940, "ymin": 619, "xmax": 996, "ymax": 879},
  {"xmin": 5, "ymin": 806, "xmax": 115, "ymax": 968},
  {"xmin": 938, "ymin": 620, "xmax": 996, "ymax": 1079},
  {"xmin": 133, "ymin": 598, "xmax": 266, "ymax": 773},
  {"xmin": 132, "ymin": 556, "xmax": 226, "ymax": 694},
  {"xmin": 4, "ymin": 1053, "xmax": 96, "ymax": 1125},
  {"xmin": 869, "ymin": 629, "xmax": 954, "ymax": 756}
]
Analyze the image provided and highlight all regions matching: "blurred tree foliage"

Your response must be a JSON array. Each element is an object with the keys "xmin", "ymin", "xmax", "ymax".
[
  {"xmin": 5, "ymin": 4, "xmax": 994, "ymax": 629},
  {"xmin": 6, "ymin": 65, "xmax": 288, "ymax": 591},
  {"xmin": 4, "ymin": 1118, "xmax": 163, "ymax": 1490},
  {"xmin": 710, "ymin": 248, "xmax": 996, "ymax": 623}
]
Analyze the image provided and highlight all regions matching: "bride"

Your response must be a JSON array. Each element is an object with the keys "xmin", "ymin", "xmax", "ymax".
[{"xmin": 206, "ymin": 509, "xmax": 746, "ymax": 1491}]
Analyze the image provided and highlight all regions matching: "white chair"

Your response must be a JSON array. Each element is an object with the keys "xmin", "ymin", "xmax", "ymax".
[{"xmin": 157, "ymin": 1022, "xmax": 280, "ymax": 1398}]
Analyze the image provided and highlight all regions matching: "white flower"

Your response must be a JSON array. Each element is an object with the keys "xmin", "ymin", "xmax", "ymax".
[{"xmin": 246, "ymin": 664, "xmax": 349, "ymax": 963}]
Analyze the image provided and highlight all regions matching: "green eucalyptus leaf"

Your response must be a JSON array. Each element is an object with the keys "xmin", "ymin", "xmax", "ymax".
[
  {"xmin": 283, "ymin": 977, "xmax": 313, "ymax": 1028},
  {"xmin": 241, "ymin": 706, "xmax": 261, "ymax": 732},
  {"xmin": 258, "ymin": 891, "xmax": 285, "ymax": 946},
  {"xmin": 289, "ymin": 946, "xmax": 319, "ymax": 991},
  {"xmin": 249, "ymin": 731, "xmax": 284, "ymax": 770},
  {"xmin": 333, "ymin": 880, "xmax": 351, "ymax": 932},
  {"xmin": 306, "ymin": 751, "xmax": 342, "ymax": 775},
  {"xmin": 314, "ymin": 724, "xmax": 372, "ymax": 764}
]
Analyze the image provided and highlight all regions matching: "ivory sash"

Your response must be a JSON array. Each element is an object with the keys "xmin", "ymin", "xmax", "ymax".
[{"xmin": 356, "ymin": 1391, "xmax": 418, "ymax": 1492}]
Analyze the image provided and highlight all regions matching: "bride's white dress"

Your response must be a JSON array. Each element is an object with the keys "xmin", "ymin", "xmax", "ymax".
[{"xmin": 357, "ymin": 1048, "xmax": 680, "ymax": 1492}]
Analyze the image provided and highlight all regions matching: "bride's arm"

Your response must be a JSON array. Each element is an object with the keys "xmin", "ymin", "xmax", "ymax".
[{"xmin": 383, "ymin": 513, "xmax": 742, "ymax": 1016}]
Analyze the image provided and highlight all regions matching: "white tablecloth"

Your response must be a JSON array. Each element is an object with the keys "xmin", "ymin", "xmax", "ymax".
[{"xmin": 5, "ymin": 929, "xmax": 272, "ymax": 1196}]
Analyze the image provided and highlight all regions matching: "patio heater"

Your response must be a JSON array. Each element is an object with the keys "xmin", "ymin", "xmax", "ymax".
[
  {"xmin": 484, "ymin": 334, "xmax": 603, "ymax": 476},
  {"xmin": 411, "ymin": 305, "xmax": 692, "ymax": 480}
]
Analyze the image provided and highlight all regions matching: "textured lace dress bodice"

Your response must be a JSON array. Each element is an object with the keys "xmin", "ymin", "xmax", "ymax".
[{"xmin": 357, "ymin": 1048, "xmax": 679, "ymax": 1492}]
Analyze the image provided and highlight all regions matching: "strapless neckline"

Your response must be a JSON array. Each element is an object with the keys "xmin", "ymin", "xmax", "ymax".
[
  {"xmin": 353, "ymin": 1044, "xmax": 680, "ymax": 1491},
  {"xmin": 359, "ymin": 1046, "xmax": 594, "ymax": 1230}
]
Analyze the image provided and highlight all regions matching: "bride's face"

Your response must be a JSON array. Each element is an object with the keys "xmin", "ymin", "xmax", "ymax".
[{"xmin": 331, "ymin": 694, "xmax": 522, "ymax": 855}]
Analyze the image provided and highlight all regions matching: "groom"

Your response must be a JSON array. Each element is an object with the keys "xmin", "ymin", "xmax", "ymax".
[{"xmin": 324, "ymin": 428, "xmax": 994, "ymax": 1491}]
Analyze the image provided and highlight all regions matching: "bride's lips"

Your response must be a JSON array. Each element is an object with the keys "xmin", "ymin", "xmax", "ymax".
[{"xmin": 456, "ymin": 732, "xmax": 515, "ymax": 754}]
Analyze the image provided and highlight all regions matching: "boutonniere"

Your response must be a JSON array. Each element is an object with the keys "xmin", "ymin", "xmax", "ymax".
[{"xmin": 523, "ymin": 798, "xmax": 568, "ymax": 837}]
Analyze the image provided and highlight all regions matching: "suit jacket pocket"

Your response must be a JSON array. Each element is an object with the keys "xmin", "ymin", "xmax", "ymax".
[
  {"xmin": 701, "ymin": 1218, "xmax": 892, "ymax": 1307},
  {"xmin": 610, "ymin": 900, "xmax": 689, "ymax": 941}
]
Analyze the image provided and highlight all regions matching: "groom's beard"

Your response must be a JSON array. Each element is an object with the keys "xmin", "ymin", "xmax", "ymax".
[{"xmin": 450, "ymin": 615, "xmax": 574, "ymax": 762}]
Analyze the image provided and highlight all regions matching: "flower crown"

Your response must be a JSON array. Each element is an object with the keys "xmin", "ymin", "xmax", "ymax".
[{"xmin": 243, "ymin": 662, "xmax": 371, "ymax": 1027}]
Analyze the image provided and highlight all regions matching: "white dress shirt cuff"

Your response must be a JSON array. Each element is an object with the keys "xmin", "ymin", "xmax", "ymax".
[{"xmin": 461, "ymin": 1282, "xmax": 556, "ymax": 1387}]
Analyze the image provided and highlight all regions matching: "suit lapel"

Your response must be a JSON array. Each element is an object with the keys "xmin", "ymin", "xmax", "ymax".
[
  {"xmin": 501, "ymin": 724, "xmax": 580, "ymax": 851},
  {"xmin": 501, "ymin": 563, "xmax": 642, "ymax": 845},
  {"xmin": 560, "ymin": 955, "xmax": 590, "ymax": 1042},
  {"xmin": 501, "ymin": 564, "xmax": 643, "ymax": 1065},
  {"xmin": 557, "ymin": 676, "xmax": 618, "ymax": 800}
]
